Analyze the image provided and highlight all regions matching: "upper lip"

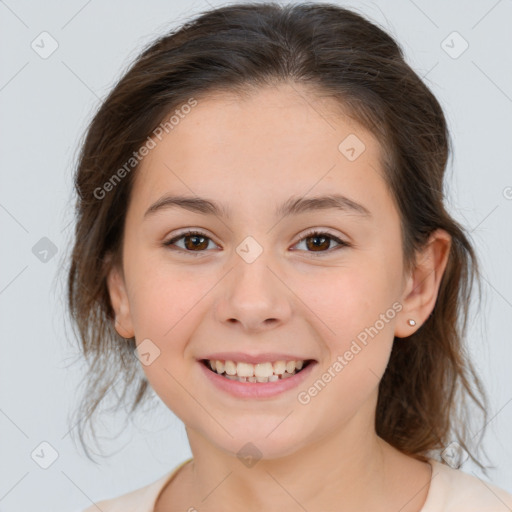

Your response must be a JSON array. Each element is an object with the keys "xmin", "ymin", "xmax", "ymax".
[{"xmin": 200, "ymin": 352, "xmax": 315, "ymax": 364}]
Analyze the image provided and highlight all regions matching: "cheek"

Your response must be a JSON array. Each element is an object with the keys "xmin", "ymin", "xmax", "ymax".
[
  {"xmin": 291, "ymin": 259, "xmax": 399, "ymax": 410},
  {"xmin": 125, "ymin": 247, "xmax": 204, "ymax": 339},
  {"xmin": 122, "ymin": 270, "xmax": 187, "ymax": 387},
  {"xmin": 124, "ymin": 257, "xmax": 219, "ymax": 382},
  {"xmin": 293, "ymin": 259, "xmax": 400, "ymax": 348},
  {"xmin": 126, "ymin": 270, "xmax": 201, "ymax": 420}
]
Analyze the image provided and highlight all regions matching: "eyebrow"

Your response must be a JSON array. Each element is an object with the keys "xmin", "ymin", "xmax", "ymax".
[{"xmin": 143, "ymin": 193, "xmax": 372, "ymax": 220}]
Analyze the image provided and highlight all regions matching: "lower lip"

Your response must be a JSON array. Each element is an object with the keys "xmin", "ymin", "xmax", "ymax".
[{"xmin": 198, "ymin": 361, "xmax": 317, "ymax": 399}]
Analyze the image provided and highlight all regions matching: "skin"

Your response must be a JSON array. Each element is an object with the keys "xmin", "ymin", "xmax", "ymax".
[{"xmin": 107, "ymin": 82, "xmax": 451, "ymax": 512}]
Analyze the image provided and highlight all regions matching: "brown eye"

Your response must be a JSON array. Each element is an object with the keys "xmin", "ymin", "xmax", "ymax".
[
  {"xmin": 294, "ymin": 231, "xmax": 349, "ymax": 254},
  {"xmin": 183, "ymin": 234, "xmax": 209, "ymax": 251},
  {"xmin": 164, "ymin": 231, "xmax": 216, "ymax": 253},
  {"xmin": 164, "ymin": 230, "xmax": 349, "ymax": 256},
  {"xmin": 305, "ymin": 234, "xmax": 331, "ymax": 251}
]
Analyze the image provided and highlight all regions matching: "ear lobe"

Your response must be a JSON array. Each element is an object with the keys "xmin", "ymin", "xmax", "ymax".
[
  {"xmin": 395, "ymin": 229, "xmax": 451, "ymax": 338},
  {"xmin": 106, "ymin": 262, "xmax": 135, "ymax": 339}
]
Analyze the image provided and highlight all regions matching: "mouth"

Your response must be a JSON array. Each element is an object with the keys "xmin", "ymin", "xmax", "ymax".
[{"xmin": 200, "ymin": 358, "xmax": 315, "ymax": 383}]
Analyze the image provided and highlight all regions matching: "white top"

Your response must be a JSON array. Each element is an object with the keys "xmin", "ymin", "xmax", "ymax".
[{"xmin": 80, "ymin": 458, "xmax": 512, "ymax": 512}]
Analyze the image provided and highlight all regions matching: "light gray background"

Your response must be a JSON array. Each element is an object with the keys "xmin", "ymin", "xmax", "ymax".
[{"xmin": 1, "ymin": 0, "xmax": 511, "ymax": 510}]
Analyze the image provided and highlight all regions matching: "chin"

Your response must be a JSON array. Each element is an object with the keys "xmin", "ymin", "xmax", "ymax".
[{"xmin": 206, "ymin": 421, "xmax": 311, "ymax": 462}]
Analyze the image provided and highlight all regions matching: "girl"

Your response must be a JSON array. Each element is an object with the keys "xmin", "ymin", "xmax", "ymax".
[{"xmin": 67, "ymin": 2, "xmax": 512, "ymax": 511}]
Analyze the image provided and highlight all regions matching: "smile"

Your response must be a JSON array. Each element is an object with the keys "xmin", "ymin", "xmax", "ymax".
[{"xmin": 201, "ymin": 358, "xmax": 314, "ymax": 383}]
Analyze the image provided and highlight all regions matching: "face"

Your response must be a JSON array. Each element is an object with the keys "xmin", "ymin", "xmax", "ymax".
[{"xmin": 107, "ymin": 83, "xmax": 420, "ymax": 459}]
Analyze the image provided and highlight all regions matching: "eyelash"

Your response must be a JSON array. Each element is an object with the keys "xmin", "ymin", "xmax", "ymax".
[{"xmin": 163, "ymin": 229, "xmax": 350, "ymax": 257}]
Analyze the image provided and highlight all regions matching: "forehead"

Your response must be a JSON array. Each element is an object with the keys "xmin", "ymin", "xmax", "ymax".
[{"xmin": 130, "ymin": 83, "xmax": 393, "ymax": 221}]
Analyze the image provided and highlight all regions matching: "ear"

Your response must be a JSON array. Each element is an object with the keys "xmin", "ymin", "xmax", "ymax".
[
  {"xmin": 395, "ymin": 229, "xmax": 452, "ymax": 338},
  {"xmin": 105, "ymin": 258, "xmax": 135, "ymax": 339}
]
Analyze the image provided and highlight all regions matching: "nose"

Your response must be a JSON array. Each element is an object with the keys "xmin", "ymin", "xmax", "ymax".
[{"xmin": 214, "ymin": 256, "xmax": 293, "ymax": 333}]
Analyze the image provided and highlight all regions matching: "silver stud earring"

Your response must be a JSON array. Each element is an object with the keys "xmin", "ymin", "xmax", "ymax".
[{"xmin": 407, "ymin": 319, "xmax": 416, "ymax": 326}]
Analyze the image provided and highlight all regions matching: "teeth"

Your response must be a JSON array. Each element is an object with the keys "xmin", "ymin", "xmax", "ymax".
[
  {"xmin": 206, "ymin": 358, "xmax": 309, "ymax": 382},
  {"xmin": 225, "ymin": 360, "xmax": 237, "ymax": 375},
  {"xmin": 236, "ymin": 362, "xmax": 254, "ymax": 377},
  {"xmin": 273, "ymin": 360, "xmax": 286, "ymax": 375},
  {"xmin": 286, "ymin": 361, "xmax": 296, "ymax": 374},
  {"xmin": 254, "ymin": 362, "xmax": 273, "ymax": 378}
]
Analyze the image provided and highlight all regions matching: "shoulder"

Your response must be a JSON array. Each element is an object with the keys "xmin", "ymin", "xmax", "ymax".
[
  {"xmin": 422, "ymin": 458, "xmax": 512, "ymax": 512},
  {"xmin": 78, "ymin": 467, "xmax": 179, "ymax": 512}
]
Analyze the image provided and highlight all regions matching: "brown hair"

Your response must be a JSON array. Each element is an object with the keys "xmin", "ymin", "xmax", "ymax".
[{"xmin": 66, "ymin": 1, "xmax": 489, "ymax": 469}]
